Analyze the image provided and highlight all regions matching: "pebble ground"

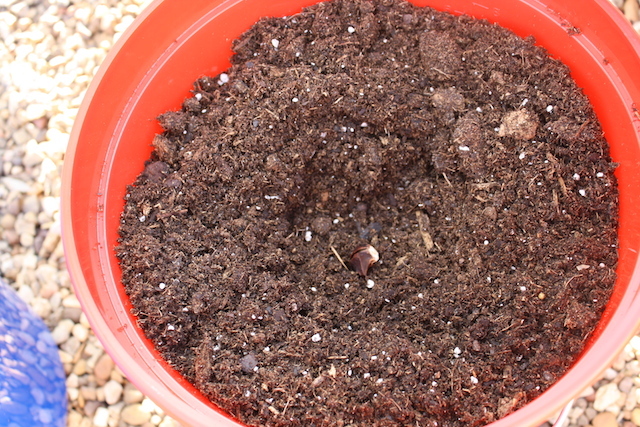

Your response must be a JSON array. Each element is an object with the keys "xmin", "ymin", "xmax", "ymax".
[{"xmin": 0, "ymin": 0, "xmax": 639, "ymax": 426}]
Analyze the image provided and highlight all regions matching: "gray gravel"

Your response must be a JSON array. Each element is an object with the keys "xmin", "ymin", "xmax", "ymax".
[{"xmin": 0, "ymin": 1, "xmax": 638, "ymax": 426}]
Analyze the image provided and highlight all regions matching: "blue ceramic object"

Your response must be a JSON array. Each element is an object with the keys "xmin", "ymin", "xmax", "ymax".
[{"xmin": 0, "ymin": 278, "xmax": 67, "ymax": 427}]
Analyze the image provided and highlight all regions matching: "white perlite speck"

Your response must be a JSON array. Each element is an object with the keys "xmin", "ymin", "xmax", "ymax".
[
  {"xmin": 311, "ymin": 333, "xmax": 322, "ymax": 342},
  {"xmin": 271, "ymin": 38, "xmax": 280, "ymax": 48},
  {"xmin": 366, "ymin": 279, "xmax": 375, "ymax": 289}
]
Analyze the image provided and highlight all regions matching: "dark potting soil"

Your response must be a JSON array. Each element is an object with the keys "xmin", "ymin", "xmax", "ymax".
[{"xmin": 116, "ymin": 0, "xmax": 619, "ymax": 426}]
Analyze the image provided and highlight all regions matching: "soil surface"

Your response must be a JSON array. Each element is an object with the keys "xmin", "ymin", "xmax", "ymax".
[{"xmin": 116, "ymin": 1, "xmax": 619, "ymax": 426}]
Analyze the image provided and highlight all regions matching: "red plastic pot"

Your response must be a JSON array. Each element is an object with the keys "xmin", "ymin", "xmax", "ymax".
[{"xmin": 62, "ymin": 0, "xmax": 640, "ymax": 425}]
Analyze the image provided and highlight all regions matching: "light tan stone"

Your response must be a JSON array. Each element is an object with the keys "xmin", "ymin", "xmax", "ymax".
[
  {"xmin": 94, "ymin": 352, "xmax": 114, "ymax": 385},
  {"xmin": 121, "ymin": 403, "xmax": 151, "ymax": 426},
  {"xmin": 631, "ymin": 407, "xmax": 640, "ymax": 426},
  {"xmin": 594, "ymin": 383, "xmax": 622, "ymax": 411},
  {"xmin": 592, "ymin": 411, "xmax": 618, "ymax": 427}
]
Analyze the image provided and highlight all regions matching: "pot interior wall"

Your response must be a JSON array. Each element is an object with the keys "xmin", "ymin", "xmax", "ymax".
[{"xmin": 63, "ymin": 0, "xmax": 640, "ymax": 425}]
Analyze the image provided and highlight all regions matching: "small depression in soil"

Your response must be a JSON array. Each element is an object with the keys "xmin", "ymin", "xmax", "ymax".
[{"xmin": 116, "ymin": 0, "xmax": 619, "ymax": 426}]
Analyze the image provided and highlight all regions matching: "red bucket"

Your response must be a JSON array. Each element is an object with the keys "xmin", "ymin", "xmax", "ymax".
[{"xmin": 61, "ymin": 0, "xmax": 640, "ymax": 425}]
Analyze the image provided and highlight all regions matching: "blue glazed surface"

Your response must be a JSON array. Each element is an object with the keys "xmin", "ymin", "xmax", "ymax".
[{"xmin": 0, "ymin": 278, "xmax": 67, "ymax": 427}]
